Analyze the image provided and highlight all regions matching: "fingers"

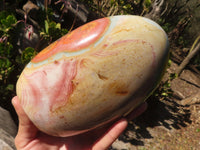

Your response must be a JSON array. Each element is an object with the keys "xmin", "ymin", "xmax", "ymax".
[
  {"xmin": 12, "ymin": 96, "xmax": 38, "ymax": 148},
  {"xmin": 12, "ymin": 96, "xmax": 33, "ymax": 127},
  {"xmin": 92, "ymin": 119, "xmax": 128, "ymax": 150},
  {"xmin": 92, "ymin": 102, "xmax": 147, "ymax": 150}
]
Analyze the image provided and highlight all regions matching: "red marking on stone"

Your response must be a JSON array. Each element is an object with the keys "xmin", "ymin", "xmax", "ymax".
[
  {"xmin": 92, "ymin": 50, "xmax": 117, "ymax": 57},
  {"xmin": 103, "ymin": 44, "xmax": 108, "ymax": 47},
  {"xmin": 59, "ymin": 116, "xmax": 64, "ymax": 119},
  {"xmin": 54, "ymin": 60, "xmax": 59, "ymax": 65},
  {"xmin": 32, "ymin": 18, "xmax": 110, "ymax": 63},
  {"xmin": 112, "ymin": 39, "xmax": 137, "ymax": 46},
  {"xmin": 25, "ymin": 70, "xmax": 48, "ymax": 108},
  {"xmin": 49, "ymin": 59, "xmax": 77, "ymax": 111},
  {"xmin": 151, "ymin": 49, "xmax": 156, "ymax": 67},
  {"xmin": 23, "ymin": 59, "xmax": 78, "ymax": 111}
]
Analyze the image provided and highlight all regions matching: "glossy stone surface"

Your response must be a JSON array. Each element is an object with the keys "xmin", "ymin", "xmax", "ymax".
[{"xmin": 16, "ymin": 15, "xmax": 169, "ymax": 137}]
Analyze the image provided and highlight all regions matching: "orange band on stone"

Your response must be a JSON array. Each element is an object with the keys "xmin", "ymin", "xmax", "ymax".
[{"xmin": 32, "ymin": 18, "xmax": 110, "ymax": 63}]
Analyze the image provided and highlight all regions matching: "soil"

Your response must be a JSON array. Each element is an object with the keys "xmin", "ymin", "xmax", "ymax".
[{"xmin": 111, "ymin": 61, "xmax": 200, "ymax": 150}]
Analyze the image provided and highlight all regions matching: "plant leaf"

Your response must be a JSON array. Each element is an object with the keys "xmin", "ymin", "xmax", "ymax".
[{"xmin": 45, "ymin": 20, "xmax": 49, "ymax": 34}]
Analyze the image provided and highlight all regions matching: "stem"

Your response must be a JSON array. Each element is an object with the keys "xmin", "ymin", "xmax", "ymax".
[{"xmin": 176, "ymin": 42, "xmax": 200, "ymax": 76}]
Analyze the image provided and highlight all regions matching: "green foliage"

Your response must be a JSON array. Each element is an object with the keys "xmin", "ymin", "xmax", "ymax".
[
  {"xmin": 144, "ymin": 0, "xmax": 152, "ymax": 8},
  {"xmin": 154, "ymin": 72, "xmax": 177, "ymax": 98},
  {"xmin": 178, "ymin": 36, "xmax": 189, "ymax": 47},
  {"xmin": 0, "ymin": 42, "xmax": 14, "ymax": 81},
  {"xmin": 196, "ymin": 128, "xmax": 200, "ymax": 133},
  {"xmin": 0, "ymin": 42, "xmax": 13, "ymax": 58},
  {"xmin": 0, "ymin": 13, "xmax": 16, "ymax": 81},
  {"xmin": 0, "ymin": 11, "xmax": 17, "ymax": 79},
  {"xmin": 161, "ymin": 22, "xmax": 172, "ymax": 33},
  {"xmin": 81, "ymin": 0, "xmax": 152, "ymax": 16},
  {"xmin": 0, "ymin": 3, "xmax": 68, "ymax": 109},
  {"xmin": 40, "ymin": 20, "xmax": 68, "ymax": 42},
  {"xmin": 153, "ymin": 58, "xmax": 178, "ymax": 99},
  {"xmin": 0, "ymin": 11, "xmax": 17, "ymax": 37},
  {"xmin": 119, "ymin": 0, "xmax": 134, "ymax": 14},
  {"xmin": 21, "ymin": 47, "xmax": 37, "ymax": 64},
  {"xmin": 1, "ymin": 15, "xmax": 17, "ymax": 30},
  {"xmin": 0, "ymin": 11, "xmax": 17, "ymax": 104},
  {"xmin": 158, "ymin": 17, "xmax": 176, "ymax": 34}
]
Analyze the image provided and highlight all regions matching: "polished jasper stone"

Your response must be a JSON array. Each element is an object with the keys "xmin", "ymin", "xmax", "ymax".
[{"xmin": 16, "ymin": 15, "xmax": 169, "ymax": 137}]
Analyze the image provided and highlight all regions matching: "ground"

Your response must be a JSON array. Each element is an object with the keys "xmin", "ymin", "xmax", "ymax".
[{"xmin": 111, "ymin": 61, "xmax": 200, "ymax": 150}]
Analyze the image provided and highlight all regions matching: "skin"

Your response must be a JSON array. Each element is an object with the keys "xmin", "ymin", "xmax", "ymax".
[{"xmin": 12, "ymin": 96, "xmax": 147, "ymax": 150}]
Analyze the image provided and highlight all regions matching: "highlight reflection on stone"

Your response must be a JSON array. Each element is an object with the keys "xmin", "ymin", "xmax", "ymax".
[{"xmin": 16, "ymin": 15, "xmax": 169, "ymax": 137}]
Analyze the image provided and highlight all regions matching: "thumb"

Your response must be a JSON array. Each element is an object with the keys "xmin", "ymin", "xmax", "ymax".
[{"xmin": 12, "ymin": 96, "xmax": 38, "ymax": 148}]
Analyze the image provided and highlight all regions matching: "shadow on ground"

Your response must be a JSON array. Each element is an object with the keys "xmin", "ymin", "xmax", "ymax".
[{"xmin": 117, "ymin": 95, "xmax": 192, "ymax": 146}]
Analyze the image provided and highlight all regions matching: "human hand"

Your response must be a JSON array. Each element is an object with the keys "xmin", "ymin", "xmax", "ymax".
[{"xmin": 12, "ymin": 96, "xmax": 147, "ymax": 150}]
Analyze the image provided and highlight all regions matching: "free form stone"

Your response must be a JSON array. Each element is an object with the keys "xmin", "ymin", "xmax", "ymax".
[{"xmin": 16, "ymin": 15, "xmax": 169, "ymax": 137}]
